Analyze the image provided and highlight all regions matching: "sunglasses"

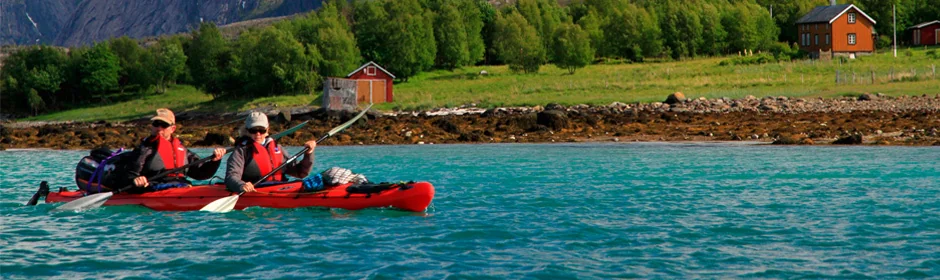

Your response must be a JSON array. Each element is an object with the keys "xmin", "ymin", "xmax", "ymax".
[
  {"xmin": 152, "ymin": 121, "xmax": 171, "ymax": 128},
  {"xmin": 248, "ymin": 127, "xmax": 267, "ymax": 134}
]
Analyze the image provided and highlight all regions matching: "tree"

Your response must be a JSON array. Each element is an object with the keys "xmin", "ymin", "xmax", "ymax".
[
  {"xmin": 0, "ymin": 46, "xmax": 68, "ymax": 114},
  {"xmin": 353, "ymin": 0, "xmax": 389, "ymax": 63},
  {"xmin": 433, "ymin": 1, "xmax": 470, "ymax": 70},
  {"xmin": 657, "ymin": 2, "xmax": 703, "ymax": 59},
  {"xmin": 517, "ymin": 0, "xmax": 563, "ymax": 61},
  {"xmin": 756, "ymin": 0, "xmax": 827, "ymax": 43},
  {"xmin": 457, "ymin": 0, "xmax": 486, "ymax": 65},
  {"xmin": 700, "ymin": 2, "xmax": 728, "ymax": 56},
  {"xmin": 494, "ymin": 11, "xmax": 545, "ymax": 73},
  {"xmin": 153, "ymin": 40, "xmax": 187, "ymax": 93},
  {"xmin": 380, "ymin": 0, "xmax": 436, "ymax": 80},
  {"xmin": 552, "ymin": 23, "xmax": 593, "ymax": 74},
  {"xmin": 602, "ymin": 3, "xmax": 660, "ymax": 61},
  {"xmin": 27, "ymin": 88, "xmax": 45, "ymax": 116},
  {"xmin": 77, "ymin": 43, "xmax": 121, "ymax": 95},
  {"xmin": 235, "ymin": 27, "xmax": 318, "ymax": 97},
  {"xmin": 576, "ymin": 10, "xmax": 604, "ymax": 59},
  {"xmin": 108, "ymin": 36, "xmax": 151, "ymax": 93},
  {"xmin": 186, "ymin": 22, "xmax": 231, "ymax": 95},
  {"xmin": 314, "ymin": 1, "xmax": 362, "ymax": 78},
  {"xmin": 477, "ymin": 0, "xmax": 499, "ymax": 64}
]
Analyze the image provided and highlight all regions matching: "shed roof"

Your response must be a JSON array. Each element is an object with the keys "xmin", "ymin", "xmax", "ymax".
[
  {"xmin": 796, "ymin": 4, "xmax": 876, "ymax": 25},
  {"xmin": 346, "ymin": 61, "xmax": 396, "ymax": 79},
  {"xmin": 907, "ymin": 20, "xmax": 940, "ymax": 30}
]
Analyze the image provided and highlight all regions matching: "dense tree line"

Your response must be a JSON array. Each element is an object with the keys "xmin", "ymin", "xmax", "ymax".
[{"xmin": 3, "ymin": 0, "xmax": 936, "ymax": 116}]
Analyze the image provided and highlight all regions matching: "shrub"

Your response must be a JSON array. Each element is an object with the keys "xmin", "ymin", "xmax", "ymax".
[
  {"xmin": 719, "ymin": 53, "xmax": 776, "ymax": 66},
  {"xmin": 926, "ymin": 49, "xmax": 939, "ymax": 59},
  {"xmin": 876, "ymin": 36, "xmax": 892, "ymax": 49}
]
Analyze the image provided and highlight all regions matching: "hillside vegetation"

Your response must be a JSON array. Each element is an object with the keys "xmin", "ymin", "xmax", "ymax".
[
  {"xmin": 3, "ymin": 0, "xmax": 939, "ymax": 121},
  {"xmin": 21, "ymin": 47, "xmax": 940, "ymax": 122}
]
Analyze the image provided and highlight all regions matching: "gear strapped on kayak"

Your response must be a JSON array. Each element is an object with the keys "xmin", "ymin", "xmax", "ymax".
[{"xmin": 75, "ymin": 147, "xmax": 130, "ymax": 193}]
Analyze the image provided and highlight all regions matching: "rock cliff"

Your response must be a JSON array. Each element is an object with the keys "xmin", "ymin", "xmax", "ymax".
[{"xmin": 1, "ymin": 0, "xmax": 319, "ymax": 46}]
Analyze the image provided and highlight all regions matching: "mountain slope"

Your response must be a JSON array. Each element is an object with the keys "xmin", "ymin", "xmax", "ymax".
[{"xmin": 1, "ymin": 0, "xmax": 320, "ymax": 47}]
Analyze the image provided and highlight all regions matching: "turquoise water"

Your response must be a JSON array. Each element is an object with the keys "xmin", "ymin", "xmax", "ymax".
[{"xmin": 1, "ymin": 143, "xmax": 938, "ymax": 279}]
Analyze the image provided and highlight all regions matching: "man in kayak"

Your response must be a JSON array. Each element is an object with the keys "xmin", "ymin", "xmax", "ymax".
[
  {"xmin": 116, "ymin": 108, "xmax": 227, "ymax": 193},
  {"xmin": 225, "ymin": 112, "xmax": 316, "ymax": 193}
]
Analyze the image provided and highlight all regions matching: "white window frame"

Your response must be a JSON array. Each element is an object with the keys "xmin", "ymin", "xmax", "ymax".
[
  {"xmin": 848, "ymin": 33, "xmax": 857, "ymax": 45},
  {"xmin": 365, "ymin": 66, "xmax": 377, "ymax": 76},
  {"xmin": 848, "ymin": 13, "xmax": 856, "ymax": 24}
]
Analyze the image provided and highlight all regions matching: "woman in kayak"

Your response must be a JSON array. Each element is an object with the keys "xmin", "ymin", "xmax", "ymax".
[
  {"xmin": 117, "ymin": 108, "xmax": 227, "ymax": 193},
  {"xmin": 225, "ymin": 112, "xmax": 317, "ymax": 193}
]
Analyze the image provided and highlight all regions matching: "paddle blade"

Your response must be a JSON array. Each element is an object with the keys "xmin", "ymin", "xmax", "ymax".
[
  {"xmin": 200, "ymin": 195, "xmax": 239, "ymax": 213},
  {"xmin": 53, "ymin": 192, "xmax": 114, "ymax": 211}
]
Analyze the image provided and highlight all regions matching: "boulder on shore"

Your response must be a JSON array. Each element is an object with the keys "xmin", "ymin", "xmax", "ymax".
[{"xmin": 665, "ymin": 92, "xmax": 686, "ymax": 104}]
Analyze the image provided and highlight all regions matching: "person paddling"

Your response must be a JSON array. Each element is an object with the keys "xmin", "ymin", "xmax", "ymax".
[
  {"xmin": 116, "ymin": 108, "xmax": 226, "ymax": 193},
  {"xmin": 224, "ymin": 112, "xmax": 316, "ymax": 193}
]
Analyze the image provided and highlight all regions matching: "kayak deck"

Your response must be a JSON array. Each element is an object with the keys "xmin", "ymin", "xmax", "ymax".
[{"xmin": 45, "ymin": 181, "xmax": 435, "ymax": 212}]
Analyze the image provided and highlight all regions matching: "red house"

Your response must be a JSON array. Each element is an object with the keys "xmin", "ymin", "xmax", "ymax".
[
  {"xmin": 795, "ymin": 2, "xmax": 876, "ymax": 59},
  {"xmin": 908, "ymin": 20, "xmax": 940, "ymax": 46},
  {"xmin": 346, "ymin": 61, "xmax": 395, "ymax": 103}
]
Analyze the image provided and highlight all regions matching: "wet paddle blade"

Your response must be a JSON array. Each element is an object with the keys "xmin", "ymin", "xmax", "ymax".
[
  {"xmin": 200, "ymin": 195, "xmax": 239, "ymax": 213},
  {"xmin": 53, "ymin": 192, "xmax": 114, "ymax": 211}
]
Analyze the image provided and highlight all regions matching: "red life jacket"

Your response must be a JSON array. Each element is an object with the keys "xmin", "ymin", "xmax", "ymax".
[
  {"xmin": 251, "ymin": 139, "xmax": 284, "ymax": 182},
  {"xmin": 153, "ymin": 136, "xmax": 187, "ymax": 178}
]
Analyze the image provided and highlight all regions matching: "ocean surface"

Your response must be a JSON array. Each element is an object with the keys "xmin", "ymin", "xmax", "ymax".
[{"xmin": 1, "ymin": 143, "xmax": 938, "ymax": 279}]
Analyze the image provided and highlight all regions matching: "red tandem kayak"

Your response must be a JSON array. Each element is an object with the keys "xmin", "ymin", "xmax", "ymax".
[{"xmin": 44, "ymin": 181, "xmax": 435, "ymax": 212}]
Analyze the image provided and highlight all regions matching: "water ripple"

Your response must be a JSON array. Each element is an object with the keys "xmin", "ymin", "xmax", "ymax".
[{"xmin": 2, "ymin": 144, "xmax": 938, "ymax": 278}]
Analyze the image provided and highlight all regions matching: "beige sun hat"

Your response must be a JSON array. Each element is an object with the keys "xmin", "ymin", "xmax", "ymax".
[{"xmin": 151, "ymin": 108, "xmax": 176, "ymax": 125}]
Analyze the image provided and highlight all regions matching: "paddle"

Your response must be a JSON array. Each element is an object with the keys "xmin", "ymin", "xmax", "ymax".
[
  {"xmin": 200, "ymin": 104, "xmax": 373, "ymax": 213},
  {"xmin": 52, "ymin": 120, "xmax": 310, "ymax": 211}
]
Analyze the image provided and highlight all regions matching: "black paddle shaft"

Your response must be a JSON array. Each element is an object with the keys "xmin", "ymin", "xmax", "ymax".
[
  {"xmin": 112, "ymin": 147, "xmax": 235, "ymax": 194},
  {"xmin": 251, "ymin": 132, "xmax": 332, "ymax": 185}
]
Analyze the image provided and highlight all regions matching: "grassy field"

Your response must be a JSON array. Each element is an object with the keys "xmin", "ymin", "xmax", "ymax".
[
  {"xmin": 25, "ymin": 47, "xmax": 940, "ymax": 122},
  {"xmin": 393, "ymin": 47, "xmax": 940, "ymax": 110}
]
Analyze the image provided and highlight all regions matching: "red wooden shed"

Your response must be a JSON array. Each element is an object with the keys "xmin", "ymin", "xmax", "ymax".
[
  {"xmin": 908, "ymin": 20, "xmax": 940, "ymax": 46},
  {"xmin": 346, "ymin": 61, "xmax": 396, "ymax": 103}
]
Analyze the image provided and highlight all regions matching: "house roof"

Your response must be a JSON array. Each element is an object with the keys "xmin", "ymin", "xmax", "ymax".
[
  {"xmin": 795, "ymin": 4, "xmax": 876, "ymax": 25},
  {"xmin": 346, "ymin": 61, "xmax": 396, "ymax": 79},
  {"xmin": 907, "ymin": 20, "xmax": 940, "ymax": 30}
]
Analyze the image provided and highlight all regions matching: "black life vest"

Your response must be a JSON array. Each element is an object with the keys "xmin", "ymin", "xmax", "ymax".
[{"xmin": 147, "ymin": 136, "xmax": 187, "ymax": 178}]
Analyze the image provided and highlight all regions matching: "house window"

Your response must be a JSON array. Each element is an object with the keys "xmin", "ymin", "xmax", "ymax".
[
  {"xmin": 826, "ymin": 34, "xmax": 830, "ymax": 45},
  {"xmin": 814, "ymin": 34, "xmax": 818, "ymax": 45},
  {"xmin": 365, "ymin": 66, "xmax": 377, "ymax": 76},
  {"xmin": 848, "ymin": 13, "xmax": 856, "ymax": 23},
  {"xmin": 848, "ymin": 33, "xmax": 857, "ymax": 45}
]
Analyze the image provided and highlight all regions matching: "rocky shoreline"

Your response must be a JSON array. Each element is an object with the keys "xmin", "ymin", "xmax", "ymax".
[{"xmin": 2, "ymin": 93, "xmax": 939, "ymax": 150}]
